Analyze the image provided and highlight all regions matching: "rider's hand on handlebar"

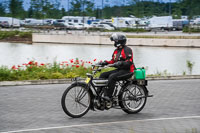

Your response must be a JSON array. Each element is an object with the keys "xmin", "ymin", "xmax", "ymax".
[
  {"xmin": 97, "ymin": 61, "xmax": 108, "ymax": 66},
  {"xmin": 113, "ymin": 61, "xmax": 123, "ymax": 68}
]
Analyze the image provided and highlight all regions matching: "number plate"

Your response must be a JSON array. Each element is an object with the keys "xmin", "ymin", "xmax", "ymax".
[
  {"xmin": 85, "ymin": 77, "xmax": 91, "ymax": 84},
  {"xmin": 137, "ymin": 80, "xmax": 148, "ymax": 86}
]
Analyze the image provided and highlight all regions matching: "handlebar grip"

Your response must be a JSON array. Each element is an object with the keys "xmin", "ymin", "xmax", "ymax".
[
  {"xmin": 107, "ymin": 64, "xmax": 114, "ymax": 67},
  {"xmin": 96, "ymin": 65, "xmax": 103, "ymax": 67}
]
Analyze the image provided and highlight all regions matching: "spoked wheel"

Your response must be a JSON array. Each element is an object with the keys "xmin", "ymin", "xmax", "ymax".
[
  {"xmin": 119, "ymin": 84, "xmax": 147, "ymax": 114},
  {"xmin": 61, "ymin": 84, "xmax": 91, "ymax": 118}
]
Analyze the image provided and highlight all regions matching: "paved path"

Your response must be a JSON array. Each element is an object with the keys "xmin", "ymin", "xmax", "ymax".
[{"xmin": 0, "ymin": 79, "xmax": 200, "ymax": 133}]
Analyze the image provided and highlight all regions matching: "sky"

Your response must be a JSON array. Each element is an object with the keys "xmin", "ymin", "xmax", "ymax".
[{"xmin": 0, "ymin": 0, "xmax": 178, "ymax": 11}]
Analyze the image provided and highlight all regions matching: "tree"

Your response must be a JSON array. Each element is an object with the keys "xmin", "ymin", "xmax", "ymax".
[
  {"xmin": 1, "ymin": 0, "xmax": 200, "ymax": 20},
  {"xmin": 69, "ymin": 0, "xmax": 82, "ymax": 16},
  {"xmin": 61, "ymin": 7, "xmax": 67, "ymax": 17},
  {"xmin": 69, "ymin": 0, "xmax": 94, "ymax": 16},
  {"xmin": 9, "ymin": 0, "xmax": 25, "ymax": 18},
  {"xmin": 130, "ymin": 0, "xmax": 148, "ymax": 18},
  {"xmin": 0, "ymin": 3, "xmax": 6, "ymax": 16},
  {"xmin": 84, "ymin": 1, "xmax": 95, "ymax": 16},
  {"xmin": 30, "ymin": 0, "xmax": 43, "ymax": 18},
  {"xmin": 172, "ymin": 2, "xmax": 182, "ymax": 19},
  {"xmin": 179, "ymin": 0, "xmax": 200, "ymax": 19},
  {"xmin": 29, "ymin": 0, "xmax": 61, "ymax": 19},
  {"xmin": 28, "ymin": 6, "xmax": 34, "ymax": 18}
]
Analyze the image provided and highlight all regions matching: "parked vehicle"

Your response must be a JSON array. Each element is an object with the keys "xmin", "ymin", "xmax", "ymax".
[
  {"xmin": 65, "ymin": 23, "xmax": 75, "ymax": 29},
  {"xmin": 0, "ymin": 21, "xmax": 9, "ymax": 28},
  {"xmin": 90, "ymin": 22, "xmax": 100, "ymax": 28},
  {"xmin": 0, "ymin": 17, "xmax": 20, "ymax": 28},
  {"xmin": 19, "ymin": 20, "xmax": 26, "ymax": 26},
  {"xmin": 148, "ymin": 16, "xmax": 173, "ymax": 31},
  {"xmin": 100, "ymin": 22, "xmax": 115, "ymax": 28},
  {"xmin": 53, "ymin": 19, "xmax": 66, "ymax": 29},
  {"xmin": 90, "ymin": 22, "xmax": 115, "ymax": 30},
  {"xmin": 112, "ymin": 17, "xmax": 139, "ymax": 28},
  {"xmin": 24, "ymin": 18, "xmax": 44, "ymax": 26},
  {"xmin": 43, "ymin": 19, "xmax": 55, "ymax": 25},
  {"xmin": 73, "ymin": 23, "xmax": 92, "ymax": 30},
  {"xmin": 62, "ymin": 16, "xmax": 96, "ymax": 25},
  {"xmin": 97, "ymin": 24, "xmax": 115, "ymax": 30},
  {"xmin": 193, "ymin": 18, "xmax": 200, "ymax": 25},
  {"xmin": 138, "ymin": 18, "xmax": 149, "ymax": 26},
  {"xmin": 173, "ymin": 19, "xmax": 189, "ymax": 30}
]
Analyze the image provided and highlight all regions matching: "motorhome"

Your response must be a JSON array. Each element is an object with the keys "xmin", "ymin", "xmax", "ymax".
[
  {"xmin": 193, "ymin": 18, "xmax": 200, "ymax": 25},
  {"xmin": 111, "ymin": 17, "xmax": 139, "ymax": 28},
  {"xmin": 53, "ymin": 19, "xmax": 66, "ymax": 27},
  {"xmin": 0, "ymin": 17, "xmax": 20, "ymax": 28},
  {"xmin": 148, "ymin": 16, "xmax": 173, "ymax": 30},
  {"xmin": 62, "ymin": 16, "xmax": 96, "ymax": 25},
  {"xmin": 138, "ymin": 18, "xmax": 149, "ymax": 26},
  {"xmin": 24, "ymin": 18, "xmax": 44, "ymax": 26}
]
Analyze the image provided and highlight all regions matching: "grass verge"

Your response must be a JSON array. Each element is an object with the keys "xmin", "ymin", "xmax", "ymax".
[{"xmin": 0, "ymin": 30, "xmax": 32, "ymax": 43}]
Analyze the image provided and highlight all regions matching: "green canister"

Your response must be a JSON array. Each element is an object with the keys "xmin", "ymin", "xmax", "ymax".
[{"xmin": 134, "ymin": 68, "xmax": 146, "ymax": 80}]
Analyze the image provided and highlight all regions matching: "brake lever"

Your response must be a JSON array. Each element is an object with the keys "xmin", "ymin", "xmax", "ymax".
[{"xmin": 104, "ymin": 64, "xmax": 114, "ymax": 68}]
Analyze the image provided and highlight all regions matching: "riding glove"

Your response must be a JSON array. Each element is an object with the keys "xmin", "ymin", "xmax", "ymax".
[
  {"xmin": 98, "ymin": 61, "xmax": 108, "ymax": 66},
  {"xmin": 113, "ymin": 61, "xmax": 123, "ymax": 68}
]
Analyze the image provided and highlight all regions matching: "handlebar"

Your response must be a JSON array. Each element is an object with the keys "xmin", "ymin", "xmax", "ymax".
[
  {"xmin": 90, "ymin": 63, "xmax": 116, "ymax": 76},
  {"xmin": 92, "ymin": 63, "xmax": 114, "ymax": 69},
  {"xmin": 91, "ymin": 64, "xmax": 102, "ymax": 67},
  {"xmin": 106, "ymin": 64, "xmax": 115, "ymax": 67}
]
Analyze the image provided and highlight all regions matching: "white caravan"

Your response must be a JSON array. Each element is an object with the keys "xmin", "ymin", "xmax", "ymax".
[
  {"xmin": 24, "ymin": 18, "xmax": 44, "ymax": 26},
  {"xmin": 148, "ymin": 16, "xmax": 173, "ymax": 30},
  {"xmin": 0, "ymin": 17, "xmax": 20, "ymax": 28},
  {"xmin": 193, "ymin": 18, "xmax": 200, "ymax": 25},
  {"xmin": 62, "ymin": 16, "xmax": 96, "ymax": 24}
]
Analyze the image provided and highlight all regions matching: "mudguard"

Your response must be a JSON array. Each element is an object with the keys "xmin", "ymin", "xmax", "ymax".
[{"xmin": 118, "ymin": 80, "xmax": 148, "ymax": 97}]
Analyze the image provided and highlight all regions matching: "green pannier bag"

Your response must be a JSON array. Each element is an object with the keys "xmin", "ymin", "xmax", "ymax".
[{"xmin": 134, "ymin": 68, "xmax": 146, "ymax": 80}]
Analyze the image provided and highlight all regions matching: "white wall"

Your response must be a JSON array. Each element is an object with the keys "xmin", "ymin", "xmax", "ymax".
[{"xmin": 32, "ymin": 34, "xmax": 200, "ymax": 48}]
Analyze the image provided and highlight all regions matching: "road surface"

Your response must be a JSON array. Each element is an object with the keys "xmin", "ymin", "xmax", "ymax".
[{"xmin": 0, "ymin": 79, "xmax": 200, "ymax": 133}]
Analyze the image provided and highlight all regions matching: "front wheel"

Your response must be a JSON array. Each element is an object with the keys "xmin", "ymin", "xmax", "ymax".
[
  {"xmin": 61, "ymin": 83, "xmax": 91, "ymax": 118},
  {"xmin": 119, "ymin": 84, "xmax": 147, "ymax": 114}
]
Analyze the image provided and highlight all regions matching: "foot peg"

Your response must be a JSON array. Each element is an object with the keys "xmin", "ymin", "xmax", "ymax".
[
  {"xmin": 102, "ymin": 96, "xmax": 111, "ymax": 101},
  {"xmin": 147, "ymin": 94, "xmax": 153, "ymax": 97}
]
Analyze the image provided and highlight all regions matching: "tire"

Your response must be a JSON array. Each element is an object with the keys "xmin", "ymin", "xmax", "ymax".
[
  {"xmin": 61, "ymin": 83, "xmax": 91, "ymax": 118},
  {"xmin": 119, "ymin": 84, "xmax": 147, "ymax": 114}
]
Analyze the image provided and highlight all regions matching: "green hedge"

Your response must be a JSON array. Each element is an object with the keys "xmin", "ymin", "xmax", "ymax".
[
  {"xmin": 117, "ymin": 28, "xmax": 149, "ymax": 32},
  {"xmin": 183, "ymin": 26, "xmax": 200, "ymax": 33},
  {"xmin": 0, "ymin": 31, "xmax": 32, "ymax": 40}
]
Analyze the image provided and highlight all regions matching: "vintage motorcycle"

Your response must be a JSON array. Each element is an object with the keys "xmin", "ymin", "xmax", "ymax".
[{"xmin": 61, "ymin": 64, "xmax": 152, "ymax": 118}]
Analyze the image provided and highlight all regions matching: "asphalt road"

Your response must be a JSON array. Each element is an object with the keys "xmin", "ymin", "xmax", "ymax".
[{"xmin": 0, "ymin": 79, "xmax": 200, "ymax": 133}]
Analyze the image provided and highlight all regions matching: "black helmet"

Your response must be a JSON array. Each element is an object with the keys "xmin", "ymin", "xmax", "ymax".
[{"xmin": 110, "ymin": 33, "xmax": 127, "ymax": 47}]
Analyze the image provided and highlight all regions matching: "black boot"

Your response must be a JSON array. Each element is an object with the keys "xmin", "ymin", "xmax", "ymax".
[{"xmin": 102, "ymin": 88, "xmax": 111, "ymax": 101}]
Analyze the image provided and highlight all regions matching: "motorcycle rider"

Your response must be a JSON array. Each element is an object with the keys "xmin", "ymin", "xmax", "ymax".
[{"xmin": 99, "ymin": 33, "xmax": 135, "ymax": 101}]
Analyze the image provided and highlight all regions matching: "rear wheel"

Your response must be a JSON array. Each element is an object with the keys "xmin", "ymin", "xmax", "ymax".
[
  {"xmin": 119, "ymin": 84, "xmax": 147, "ymax": 114},
  {"xmin": 61, "ymin": 84, "xmax": 91, "ymax": 118}
]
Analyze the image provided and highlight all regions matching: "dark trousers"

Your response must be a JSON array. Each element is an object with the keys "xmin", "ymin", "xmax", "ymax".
[{"xmin": 99, "ymin": 69, "xmax": 130, "ymax": 98}]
